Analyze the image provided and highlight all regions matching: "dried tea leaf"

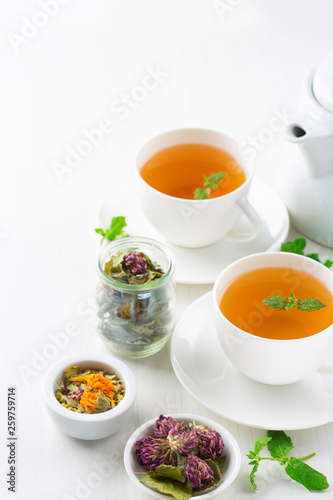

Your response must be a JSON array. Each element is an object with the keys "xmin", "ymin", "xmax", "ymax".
[
  {"xmin": 155, "ymin": 465, "xmax": 186, "ymax": 483},
  {"xmin": 140, "ymin": 475, "xmax": 192, "ymax": 500},
  {"xmin": 204, "ymin": 459, "xmax": 222, "ymax": 486},
  {"xmin": 64, "ymin": 365, "xmax": 81, "ymax": 379}
]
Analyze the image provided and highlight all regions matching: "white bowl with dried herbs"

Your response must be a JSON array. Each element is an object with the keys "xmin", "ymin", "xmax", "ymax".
[
  {"xmin": 95, "ymin": 236, "xmax": 176, "ymax": 359},
  {"xmin": 43, "ymin": 353, "xmax": 136, "ymax": 440},
  {"xmin": 124, "ymin": 414, "xmax": 241, "ymax": 499}
]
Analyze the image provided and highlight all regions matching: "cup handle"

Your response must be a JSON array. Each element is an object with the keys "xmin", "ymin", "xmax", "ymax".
[{"xmin": 223, "ymin": 196, "xmax": 272, "ymax": 245}]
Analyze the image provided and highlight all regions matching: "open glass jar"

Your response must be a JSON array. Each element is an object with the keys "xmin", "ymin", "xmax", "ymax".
[{"xmin": 95, "ymin": 237, "xmax": 176, "ymax": 358}]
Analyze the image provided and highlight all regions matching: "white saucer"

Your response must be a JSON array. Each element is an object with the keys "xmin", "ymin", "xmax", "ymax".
[
  {"xmin": 98, "ymin": 177, "xmax": 289, "ymax": 284},
  {"xmin": 171, "ymin": 292, "xmax": 333, "ymax": 430}
]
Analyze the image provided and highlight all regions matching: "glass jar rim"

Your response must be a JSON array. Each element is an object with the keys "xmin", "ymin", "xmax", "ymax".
[{"xmin": 96, "ymin": 236, "xmax": 176, "ymax": 291}]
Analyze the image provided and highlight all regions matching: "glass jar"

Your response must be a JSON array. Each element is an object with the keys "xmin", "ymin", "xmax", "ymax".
[{"xmin": 95, "ymin": 237, "xmax": 176, "ymax": 358}]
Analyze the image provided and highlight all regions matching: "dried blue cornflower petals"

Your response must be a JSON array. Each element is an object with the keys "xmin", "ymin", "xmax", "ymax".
[
  {"xmin": 194, "ymin": 424, "xmax": 224, "ymax": 460},
  {"xmin": 185, "ymin": 453, "xmax": 215, "ymax": 489}
]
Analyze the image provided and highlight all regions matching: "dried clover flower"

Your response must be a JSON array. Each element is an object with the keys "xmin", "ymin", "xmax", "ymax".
[
  {"xmin": 194, "ymin": 424, "xmax": 224, "ymax": 460},
  {"xmin": 167, "ymin": 427, "xmax": 198, "ymax": 456},
  {"xmin": 122, "ymin": 251, "xmax": 147, "ymax": 276},
  {"xmin": 136, "ymin": 425, "xmax": 198, "ymax": 471},
  {"xmin": 154, "ymin": 415, "xmax": 189, "ymax": 438},
  {"xmin": 185, "ymin": 453, "xmax": 215, "ymax": 489},
  {"xmin": 139, "ymin": 437, "xmax": 179, "ymax": 471}
]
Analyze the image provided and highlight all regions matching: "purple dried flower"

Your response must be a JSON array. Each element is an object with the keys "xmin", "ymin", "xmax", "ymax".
[
  {"xmin": 135, "ymin": 436, "xmax": 154, "ymax": 463},
  {"xmin": 154, "ymin": 415, "xmax": 189, "ymax": 438},
  {"xmin": 138, "ymin": 437, "xmax": 178, "ymax": 471},
  {"xmin": 185, "ymin": 453, "xmax": 215, "ymax": 489},
  {"xmin": 122, "ymin": 251, "xmax": 147, "ymax": 276},
  {"xmin": 167, "ymin": 427, "xmax": 198, "ymax": 456},
  {"xmin": 194, "ymin": 424, "xmax": 224, "ymax": 460}
]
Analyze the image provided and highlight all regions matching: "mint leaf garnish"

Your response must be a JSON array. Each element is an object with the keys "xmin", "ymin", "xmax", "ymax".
[
  {"xmin": 281, "ymin": 238, "xmax": 332, "ymax": 267},
  {"xmin": 204, "ymin": 172, "xmax": 226, "ymax": 189},
  {"xmin": 263, "ymin": 296, "xmax": 289, "ymax": 310},
  {"xmin": 95, "ymin": 216, "xmax": 128, "ymax": 244},
  {"xmin": 248, "ymin": 431, "xmax": 329, "ymax": 492},
  {"xmin": 249, "ymin": 460, "xmax": 259, "ymax": 490},
  {"xmin": 281, "ymin": 237, "xmax": 306, "ymax": 255},
  {"xmin": 267, "ymin": 431, "xmax": 293, "ymax": 459},
  {"xmin": 194, "ymin": 172, "xmax": 226, "ymax": 199},
  {"xmin": 296, "ymin": 298, "xmax": 326, "ymax": 311},
  {"xmin": 285, "ymin": 457, "xmax": 329, "ymax": 491},
  {"xmin": 254, "ymin": 437, "xmax": 272, "ymax": 455},
  {"xmin": 263, "ymin": 292, "xmax": 326, "ymax": 312},
  {"xmin": 194, "ymin": 187, "xmax": 209, "ymax": 200}
]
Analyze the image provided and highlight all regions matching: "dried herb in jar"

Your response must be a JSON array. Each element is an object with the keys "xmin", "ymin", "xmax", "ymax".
[{"xmin": 96, "ymin": 250, "xmax": 174, "ymax": 355}]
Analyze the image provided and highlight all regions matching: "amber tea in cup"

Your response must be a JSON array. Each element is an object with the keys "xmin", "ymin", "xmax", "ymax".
[
  {"xmin": 219, "ymin": 266, "xmax": 333, "ymax": 340},
  {"xmin": 135, "ymin": 129, "xmax": 265, "ymax": 248},
  {"xmin": 213, "ymin": 252, "xmax": 333, "ymax": 384},
  {"xmin": 139, "ymin": 143, "xmax": 246, "ymax": 200}
]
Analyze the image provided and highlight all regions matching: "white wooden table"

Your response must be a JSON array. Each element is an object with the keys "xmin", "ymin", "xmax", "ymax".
[{"xmin": 1, "ymin": 1, "xmax": 333, "ymax": 498}]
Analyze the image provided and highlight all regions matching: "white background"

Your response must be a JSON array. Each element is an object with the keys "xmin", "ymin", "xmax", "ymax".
[{"xmin": 1, "ymin": 1, "xmax": 333, "ymax": 499}]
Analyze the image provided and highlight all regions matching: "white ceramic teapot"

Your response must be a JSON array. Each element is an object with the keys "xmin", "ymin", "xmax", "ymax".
[{"xmin": 279, "ymin": 55, "xmax": 333, "ymax": 247}]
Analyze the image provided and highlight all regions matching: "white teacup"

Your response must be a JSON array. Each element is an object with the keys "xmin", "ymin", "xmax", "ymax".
[
  {"xmin": 213, "ymin": 252, "xmax": 333, "ymax": 385},
  {"xmin": 135, "ymin": 128, "xmax": 267, "ymax": 248}
]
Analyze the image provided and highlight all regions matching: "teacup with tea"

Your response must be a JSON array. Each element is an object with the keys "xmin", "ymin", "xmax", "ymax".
[
  {"xmin": 213, "ymin": 252, "xmax": 333, "ymax": 385},
  {"xmin": 135, "ymin": 128, "xmax": 268, "ymax": 248}
]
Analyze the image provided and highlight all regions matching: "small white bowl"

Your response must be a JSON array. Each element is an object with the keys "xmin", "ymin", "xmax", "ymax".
[
  {"xmin": 124, "ymin": 414, "xmax": 241, "ymax": 498},
  {"xmin": 43, "ymin": 353, "xmax": 136, "ymax": 440}
]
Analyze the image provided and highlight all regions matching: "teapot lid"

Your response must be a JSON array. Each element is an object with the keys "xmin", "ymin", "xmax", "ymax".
[{"xmin": 313, "ymin": 55, "xmax": 333, "ymax": 112}]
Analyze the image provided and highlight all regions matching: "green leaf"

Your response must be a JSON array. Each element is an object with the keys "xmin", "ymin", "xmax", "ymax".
[
  {"xmin": 263, "ymin": 296, "xmax": 289, "ymax": 310},
  {"xmin": 285, "ymin": 291, "xmax": 297, "ymax": 310},
  {"xmin": 254, "ymin": 437, "xmax": 272, "ymax": 455},
  {"xmin": 205, "ymin": 459, "xmax": 222, "ymax": 486},
  {"xmin": 281, "ymin": 238, "xmax": 333, "ymax": 268},
  {"xmin": 95, "ymin": 216, "xmax": 128, "ymax": 244},
  {"xmin": 281, "ymin": 238, "xmax": 306, "ymax": 255},
  {"xmin": 106, "ymin": 216, "xmax": 128, "ymax": 240},
  {"xmin": 140, "ymin": 475, "xmax": 192, "ymax": 500},
  {"xmin": 247, "ymin": 451, "xmax": 257, "ymax": 459},
  {"xmin": 267, "ymin": 431, "xmax": 293, "ymax": 459},
  {"xmin": 214, "ymin": 455, "xmax": 226, "ymax": 472},
  {"xmin": 204, "ymin": 172, "xmax": 226, "ymax": 189},
  {"xmin": 194, "ymin": 187, "xmax": 209, "ymax": 200},
  {"xmin": 306, "ymin": 252, "xmax": 320, "ymax": 262},
  {"xmin": 296, "ymin": 298, "xmax": 326, "ymax": 312},
  {"xmin": 285, "ymin": 457, "xmax": 329, "ymax": 491},
  {"xmin": 155, "ymin": 465, "xmax": 185, "ymax": 483},
  {"xmin": 250, "ymin": 460, "xmax": 259, "ymax": 490}
]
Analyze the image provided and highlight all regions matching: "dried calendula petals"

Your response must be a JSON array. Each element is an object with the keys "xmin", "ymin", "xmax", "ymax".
[{"xmin": 56, "ymin": 365, "xmax": 125, "ymax": 414}]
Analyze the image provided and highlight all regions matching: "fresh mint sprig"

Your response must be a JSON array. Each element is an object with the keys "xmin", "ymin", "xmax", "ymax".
[
  {"xmin": 194, "ymin": 172, "xmax": 226, "ymax": 200},
  {"xmin": 95, "ymin": 216, "xmax": 129, "ymax": 244},
  {"xmin": 247, "ymin": 430, "xmax": 329, "ymax": 492},
  {"xmin": 263, "ymin": 291, "xmax": 326, "ymax": 312},
  {"xmin": 281, "ymin": 238, "xmax": 333, "ymax": 268}
]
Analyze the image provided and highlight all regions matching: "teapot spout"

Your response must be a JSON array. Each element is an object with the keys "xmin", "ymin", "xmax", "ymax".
[{"xmin": 285, "ymin": 115, "xmax": 333, "ymax": 178}]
